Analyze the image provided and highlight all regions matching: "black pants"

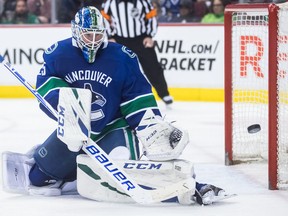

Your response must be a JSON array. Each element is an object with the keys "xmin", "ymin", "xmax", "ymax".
[{"xmin": 114, "ymin": 35, "xmax": 170, "ymax": 99}]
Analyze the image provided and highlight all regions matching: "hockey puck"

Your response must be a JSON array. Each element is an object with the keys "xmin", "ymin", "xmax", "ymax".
[{"xmin": 247, "ymin": 124, "xmax": 261, "ymax": 134}]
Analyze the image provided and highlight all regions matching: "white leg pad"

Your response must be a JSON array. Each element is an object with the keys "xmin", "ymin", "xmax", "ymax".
[
  {"xmin": 2, "ymin": 151, "xmax": 77, "ymax": 196},
  {"xmin": 2, "ymin": 151, "xmax": 33, "ymax": 194},
  {"xmin": 76, "ymin": 154, "xmax": 196, "ymax": 203},
  {"xmin": 77, "ymin": 154, "xmax": 133, "ymax": 203}
]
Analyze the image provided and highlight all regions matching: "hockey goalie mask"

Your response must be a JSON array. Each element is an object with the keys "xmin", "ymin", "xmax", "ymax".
[{"xmin": 72, "ymin": 6, "xmax": 107, "ymax": 63}]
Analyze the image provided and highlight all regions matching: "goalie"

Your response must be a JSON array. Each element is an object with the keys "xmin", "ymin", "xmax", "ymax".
[{"xmin": 1, "ymin": 6, "xmax": 229, "ymax": 206}]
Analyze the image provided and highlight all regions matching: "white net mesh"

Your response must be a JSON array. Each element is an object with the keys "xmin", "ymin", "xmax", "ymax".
[
  {"xmin": 276, "ymin": 3, "xmax": 288, "ymax": 188},
  {"xmin": 229, "ymin": 3, "xmax": 288, "ymax": 188},
  {"xmin": 231, "ymin": 10, "xmax": 269, "ymax": 161}
]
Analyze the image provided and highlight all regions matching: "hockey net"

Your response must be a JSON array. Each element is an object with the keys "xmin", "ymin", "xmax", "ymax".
[{"xmin": 224, "ymin": 2, "xmax": 288, "ymax": 189}]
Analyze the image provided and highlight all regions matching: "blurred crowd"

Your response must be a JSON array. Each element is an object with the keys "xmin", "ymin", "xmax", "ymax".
[
  {"xmin": 0, "ymin": 0, "xmax": 101, "ymax": 24},
  {"xmin": 0, "ymin": 0, "xmax": 286, "ymax": 24}
]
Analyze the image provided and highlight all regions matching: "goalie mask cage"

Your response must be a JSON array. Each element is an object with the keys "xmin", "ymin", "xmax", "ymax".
[{"xmin": 224, "ymin": 3, "xmax": 288, "ymax": 190}]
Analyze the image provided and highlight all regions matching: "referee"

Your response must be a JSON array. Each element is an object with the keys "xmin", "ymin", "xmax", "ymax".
[{"xmin": 101, "ymin": 0, "xmax": 173, "ymax": 106}]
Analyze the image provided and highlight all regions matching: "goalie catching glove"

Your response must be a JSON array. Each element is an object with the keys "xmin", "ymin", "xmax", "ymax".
[{"xmin": 136, "ymin": 109, "xmax": 189, "ymax": 161}]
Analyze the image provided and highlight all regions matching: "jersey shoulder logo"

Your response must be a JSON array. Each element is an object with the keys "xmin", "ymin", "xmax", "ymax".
[
  {"xmin": 121, "ymin": 46, "xmax": 136, "ymax": 58},
  {"xmin": 45, "ymin": 42, "xmax": 58, "ymax": 54}
]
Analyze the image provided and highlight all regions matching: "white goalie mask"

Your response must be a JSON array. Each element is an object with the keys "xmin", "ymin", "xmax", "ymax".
[{"xmin": 71, "ymin": 6, "xmax": 107, "ymax": 63}]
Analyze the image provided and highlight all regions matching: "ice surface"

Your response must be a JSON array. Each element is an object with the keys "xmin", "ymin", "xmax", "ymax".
[{"xmin": 0, "ymin": 99, "xmax": 287, "ymax": 216}]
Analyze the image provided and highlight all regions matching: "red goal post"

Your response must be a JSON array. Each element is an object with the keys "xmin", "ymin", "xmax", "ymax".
[{"xmin": 224, "ymin": 3, "xmax": 288, "ymax": 190}]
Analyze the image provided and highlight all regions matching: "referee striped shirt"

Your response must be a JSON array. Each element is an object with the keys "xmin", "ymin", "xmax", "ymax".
[{"xmin": 101, "ymin": 0, "xmax": 158, "ymax": 38}]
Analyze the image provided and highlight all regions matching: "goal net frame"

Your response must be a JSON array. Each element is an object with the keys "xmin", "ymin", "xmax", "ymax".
[{"xmin": 224, "ymin": 2, "xmax": 288, "ymax": 190}]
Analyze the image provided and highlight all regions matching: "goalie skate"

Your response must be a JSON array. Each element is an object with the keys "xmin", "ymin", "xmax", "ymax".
[
  {"xmin": 194, "ymin": 184, "xmax": 236, "ymax": 205},
  {"xmin": 207, "ymin": 192, "xmax": 237, "ymax": 204}
]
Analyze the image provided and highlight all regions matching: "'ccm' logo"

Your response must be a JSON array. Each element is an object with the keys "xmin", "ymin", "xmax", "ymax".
[
  {"xmin": 123, "ymin": 162, "xmax": 162, "ymax": 170},
  {"xmin": 57, "ymin": 105, "xmax": 65, "ymax": 137}
]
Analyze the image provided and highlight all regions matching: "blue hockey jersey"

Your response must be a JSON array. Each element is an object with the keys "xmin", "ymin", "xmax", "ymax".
[{"xmin": 36, "ymin": 38, "xmax": 160, "ymax": 141}]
